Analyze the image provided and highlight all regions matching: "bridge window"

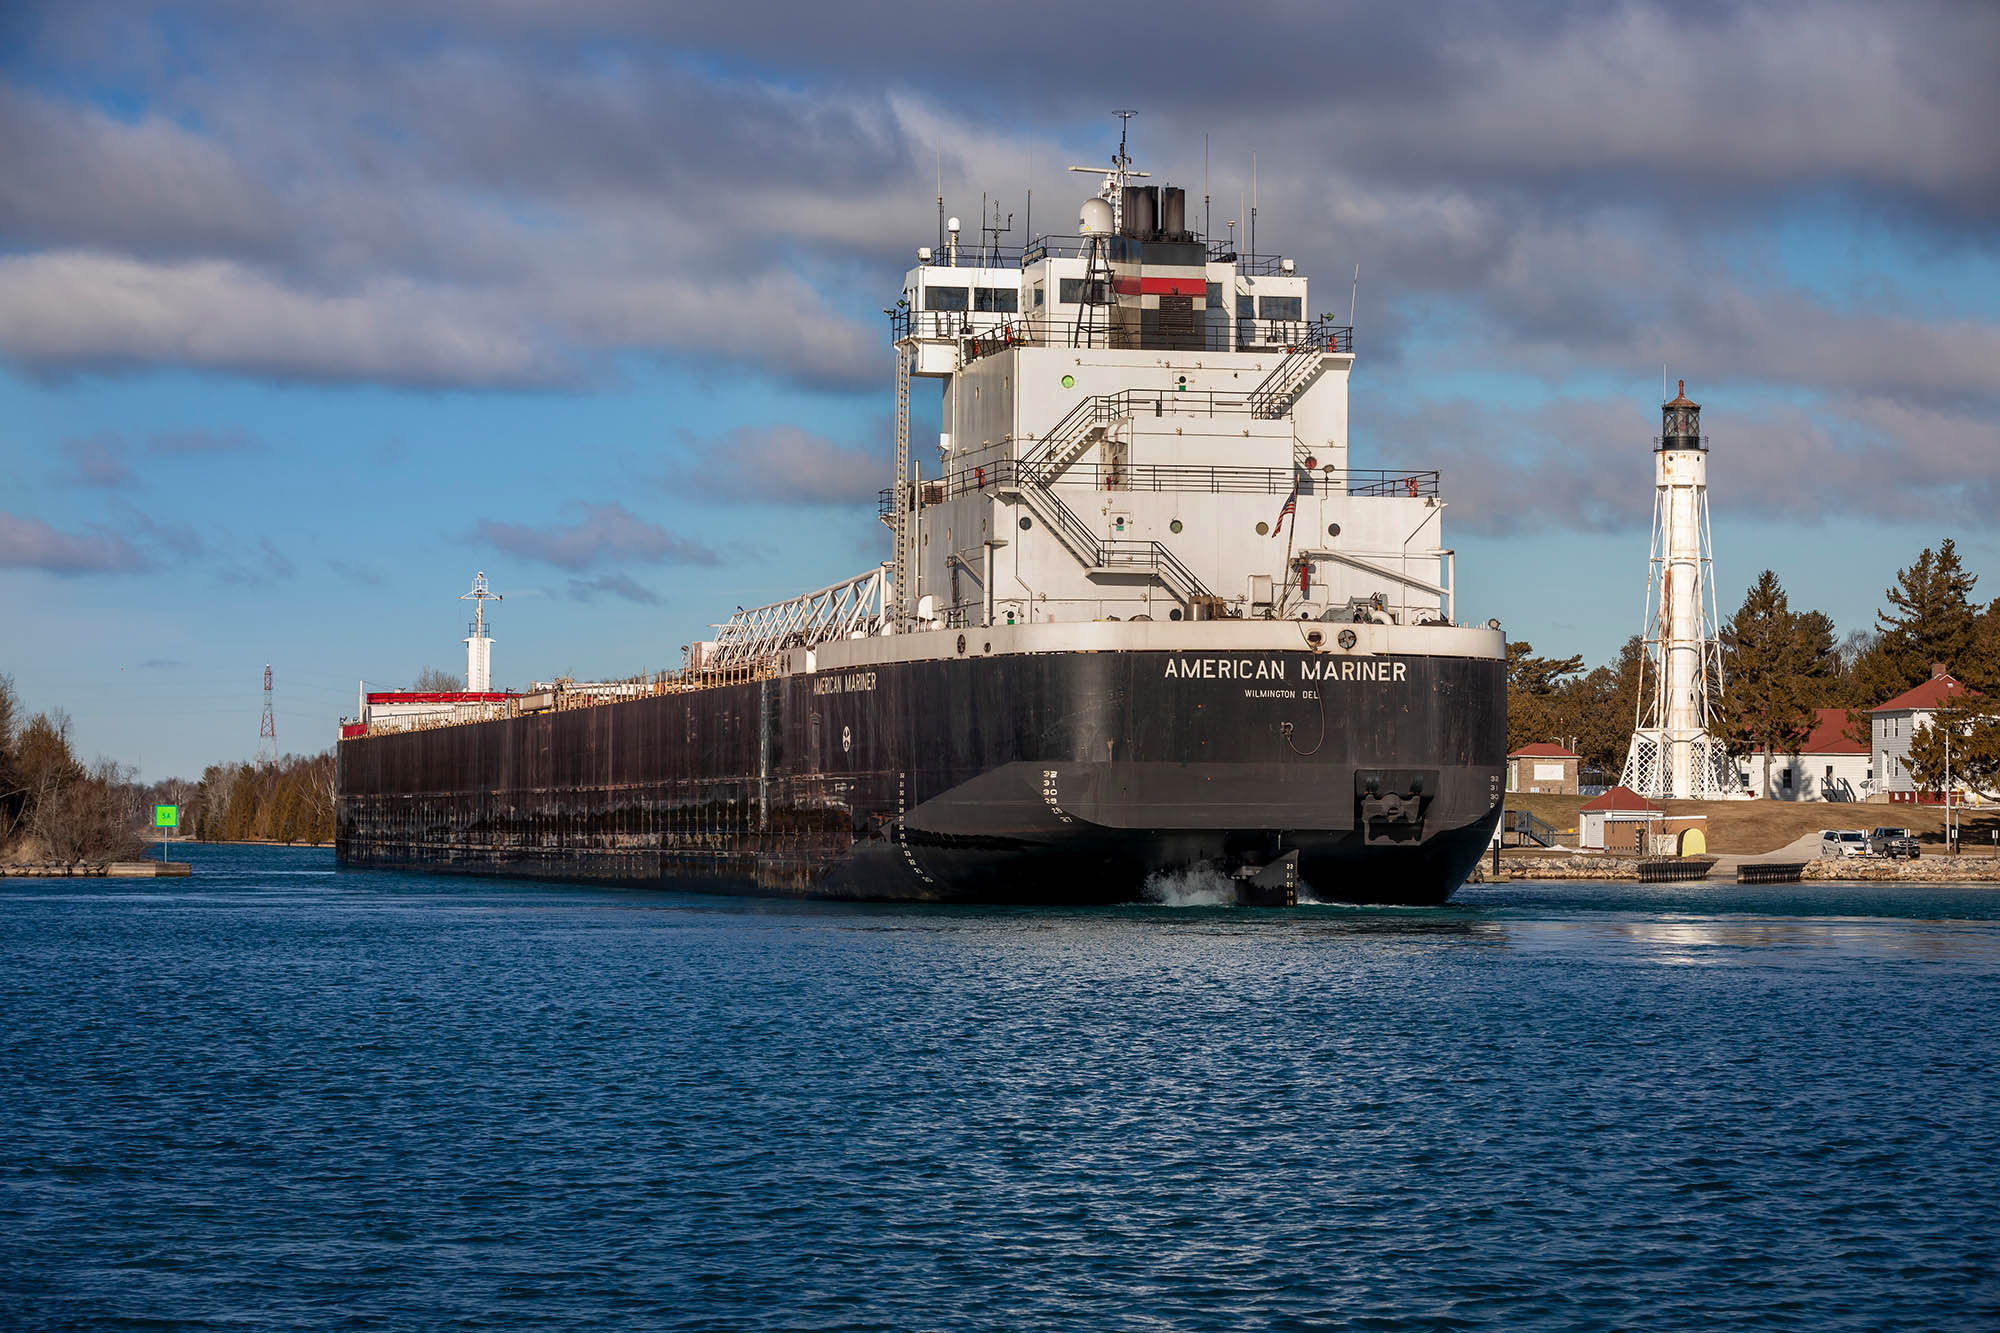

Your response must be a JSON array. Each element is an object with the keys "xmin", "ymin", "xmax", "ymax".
[
  {"xmin": 1259, "ymin": 295, "xmax": 1302, "ymax": 321},
  {"xmin": 1236, "ymin": 293, "xmax": 1255, "ymax": 320},
  {"xmin": 975, "ymin": 287, "xmax": 1018, "ymax": 313},
  {"xmin": 1059, "ymin": 278, "xmax": 1106, "ymax": 304},
  {"xmin": 925, "ymin": 286, "xmax": 969, "ymax": 311}
]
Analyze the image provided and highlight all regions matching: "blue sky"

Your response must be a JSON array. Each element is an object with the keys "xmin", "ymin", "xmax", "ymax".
[{"xmin": 3, "ymin": 1, "xmax": 1997, "ymax": 778}]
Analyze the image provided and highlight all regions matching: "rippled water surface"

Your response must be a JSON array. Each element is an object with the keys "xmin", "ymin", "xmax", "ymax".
[{"xmin": 5, "ymin": 845, "xmax": 2000, "ymax": 1330}]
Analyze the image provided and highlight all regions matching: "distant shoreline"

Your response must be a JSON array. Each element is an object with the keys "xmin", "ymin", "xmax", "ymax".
[{"xmin": 160, "ymin": 839, "xmax": 333, "ymax": 850}]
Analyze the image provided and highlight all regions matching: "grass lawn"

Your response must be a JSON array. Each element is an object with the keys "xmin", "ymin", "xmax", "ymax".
[{"xmin": 1504, "ymin": 792, "xmax": 2000, "ymax": 856}]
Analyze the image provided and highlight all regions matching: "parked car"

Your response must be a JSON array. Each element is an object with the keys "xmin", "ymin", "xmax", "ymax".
[
  {"xmin": 1870, "ymin": 827, "xmax": 1921, "ymax": 859},
  {"xmin": 1819, "ymin": 829, "xmax": 1870, "ymax": 859}
]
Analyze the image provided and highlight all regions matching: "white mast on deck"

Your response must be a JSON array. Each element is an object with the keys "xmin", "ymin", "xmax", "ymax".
[{"xmin": 460, "ymin": 571, "xmax": 502, "ymax": 692}]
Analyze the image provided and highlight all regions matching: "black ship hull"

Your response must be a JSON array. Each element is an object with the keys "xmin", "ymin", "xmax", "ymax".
[{"xmin": 337, "ymin": 647, "xmax": 1504, "ymax": 905}]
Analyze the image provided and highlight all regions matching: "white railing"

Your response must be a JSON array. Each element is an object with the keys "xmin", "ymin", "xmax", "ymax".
[{"xmin": 709, "ymin": 566, "xmax": 890, "ymax": 669}]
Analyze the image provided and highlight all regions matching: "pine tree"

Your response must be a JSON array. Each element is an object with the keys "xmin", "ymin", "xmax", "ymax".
[
  {"xmin": 1852, "ymin": 540, "xmax": 1980, "ymax": 704},
  {"xmin": 1712, "ymin": 571, "xmax": 1828, "ymax": 792},
  {"xmin": 1505, "ymin": 641, "xmax": 1584, "ymax": 752}
]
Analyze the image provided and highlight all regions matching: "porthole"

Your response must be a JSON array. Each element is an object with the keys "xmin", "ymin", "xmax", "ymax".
[
  {"xmin": 1061, "ymin": 374, "xmax": 1075, "ymax": 389},
  {"xmin": 956, "ymin": 634, "xmax": 967, "ymax": 655},
  {"xmin": 1169, "ymin": 519, "xmax": 1183, "ymax": 534},
  {"xmin": 1337, "ymin": 628, "xmax": 1358, "ymax": 650},
  {"xmin": 1255, "ymin": 521, "xmax": 1269, "ymax": 536},
  {"xmin": 1019, "ymin": 515, "xmax": 1033, "ymax": 531},
  {"xmin": 1327, "ymin": 523, "xmax": 1341, "ymax": 537},
  {"xmin": 1169, "ymin": 609, "xmax": 1183, "ymax": 621}
]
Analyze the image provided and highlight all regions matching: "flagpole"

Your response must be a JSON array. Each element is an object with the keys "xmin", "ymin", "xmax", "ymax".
[{"xmin": 1273, "ymin": 486, "xmax": 1300, "ymax": 616}]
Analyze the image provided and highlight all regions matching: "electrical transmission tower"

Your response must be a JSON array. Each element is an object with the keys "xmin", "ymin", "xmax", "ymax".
[{"xmin": 258, "ymin": 664, "xmax": 277, "ymax": 764}]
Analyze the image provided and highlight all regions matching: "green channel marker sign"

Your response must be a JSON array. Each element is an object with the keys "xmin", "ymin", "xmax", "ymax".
[{"xmin": 154, "ymin": 805, "xmax": 179, "ymax": 829}]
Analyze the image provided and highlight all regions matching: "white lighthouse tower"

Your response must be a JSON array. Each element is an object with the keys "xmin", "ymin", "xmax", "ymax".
[
  {"xmin": 460, "ymin": 571, "xmax": 501, "ymax": 692},
  {"xmin": 1621, "ymin": 382, "xmax": 1734, "ymax": 799}
]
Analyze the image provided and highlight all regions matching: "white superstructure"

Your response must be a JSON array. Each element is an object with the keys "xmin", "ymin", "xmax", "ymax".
[
  {"xmin": 1621, "ymin": 382, "xmax": 1734, "ymax": 798},
  {"xmin": 865, "ymin": 147, "xmax": 1451, "ymax": 639}
]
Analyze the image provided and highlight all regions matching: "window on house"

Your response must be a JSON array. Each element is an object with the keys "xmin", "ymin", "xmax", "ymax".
[
  {"xmin": 1258, "ymin": 295, "xmax": 1302, "ymax": 322},
  {"xmin": 1782, "ymin": 768, "xmax": 1793, "ymax": 790},
  {"xmin": 974, "ymin": 287, "xmax": 1018, "ymax": 313},
  {"xmin": 1825, "ymin": 765, "xmax": 1835, "ymax": 781},
  {"xmin": 925, "ymin": 285, "xmax": 969, "ymax": 311}
]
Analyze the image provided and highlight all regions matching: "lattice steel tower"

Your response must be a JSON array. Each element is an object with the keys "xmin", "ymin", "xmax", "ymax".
[
  {"xmin": 258, "ymin": 664, "xmax": 277, "ymax": 764},
  {"xmin": 1621, "ymin": 382, "xmax": 1733, "ymax": 798}
]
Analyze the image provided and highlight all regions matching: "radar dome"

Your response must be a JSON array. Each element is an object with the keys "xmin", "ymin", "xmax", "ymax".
[{"xmin": 1078, "ymin": 197, "xmax": 1113, "ymax": 235}]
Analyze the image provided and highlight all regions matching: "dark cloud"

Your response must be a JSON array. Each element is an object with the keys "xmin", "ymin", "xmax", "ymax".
[
  {"xmin": 567, "ymin": 572, "xmax": 660, "ymax": 604},
  {"xmin": 56, "ymin": 433, "xmax": 136, "ymax": 488},
  {"xmin": 0, "ymin": 0, "xmax": 1993, "ymax": 523},
  {"xmin": 0, "ymin": 512, "xmax": 150, "ymax": 574},
  {"xmin": 664, "ymin": 425, "xmax": 884, "ymax": 506},
  {"xmin": 150, "ymin": 426, "xmax": 266, "ymax": 455},
  {"xmin": 473, "ymin": 502, "xmax": 718, "ymax": 570},
  {"xmin": 117, "ymin": 508, "xmax": 206, "ymax": 559},
  {"xmin": 1368, "ymin": 390, "xmax": 2000, "ymax": 537},
  {"xmin": 329, "ymin": 557, "xmax": 387, "ymax": 586}
]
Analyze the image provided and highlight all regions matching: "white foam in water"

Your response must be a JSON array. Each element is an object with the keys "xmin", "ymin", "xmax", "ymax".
[{"xmin": 1141, "ymin": 864, "xmax": 1239, "ymax": 907}]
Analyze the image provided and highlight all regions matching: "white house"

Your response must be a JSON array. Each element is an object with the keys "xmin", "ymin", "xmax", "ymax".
[
  {"xmin": 1739, "ymin": 707, "xmax": 1873, "ymax": 802},
  {"xmin": 1873, "ymin": 664, "xmax": 1977, "ymax": 802}
]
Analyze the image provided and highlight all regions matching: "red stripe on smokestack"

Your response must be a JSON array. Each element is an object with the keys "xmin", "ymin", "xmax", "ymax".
[{"xmin": 1111, "ymin": 276, "xmax": 1207, "ymax": 297}]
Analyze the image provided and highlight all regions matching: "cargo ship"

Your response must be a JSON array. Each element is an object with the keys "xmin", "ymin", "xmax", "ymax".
[{"xmin": 337, "ymin": 130, "xmax": 1507, "ymax": 905}]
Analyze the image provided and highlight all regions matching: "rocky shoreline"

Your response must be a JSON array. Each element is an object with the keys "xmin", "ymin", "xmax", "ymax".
[{"xmin": 1470, "ymin": 854, "xmax": 2000, "ymax": 884}]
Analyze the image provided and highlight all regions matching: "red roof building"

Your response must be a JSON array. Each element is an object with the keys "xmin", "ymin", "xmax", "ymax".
[
  {"xmin": 1742, "ymin": 707, "xmax": 1873, "ymax": 802},
  {"xmin": 1507, "ymin": 742, "xmax": 1582, "ymax": 795},
  {"xmin": 1579, "ymin": 784, "xmax": 1661, "ymax": 814},
  {"xmin": 1871, "ymin": 665, "xmax": 1982, "ymax": 800},
  {"xmin": 1870, "ymin": 667, "xmax": 1973, "ymax": 716}
]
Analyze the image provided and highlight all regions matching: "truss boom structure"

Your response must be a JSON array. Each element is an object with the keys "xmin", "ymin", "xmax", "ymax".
[{"xmin": 710, "ymin": 566, "xmax": 889, "ymax": 669}]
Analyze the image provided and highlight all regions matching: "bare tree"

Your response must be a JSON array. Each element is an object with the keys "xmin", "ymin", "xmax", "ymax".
[
  {"xmin": 35, "ymin": 757, "xmax": 144, "ymax": 865},
  {"xmin": 412, "ymin": 665, "xmax": 464, "ymax": 692}
]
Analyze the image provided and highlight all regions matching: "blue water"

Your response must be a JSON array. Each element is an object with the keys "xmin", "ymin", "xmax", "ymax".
[{"xmin": 5, "ymin": 847, "xmax": 1999, "ymax": 1330}]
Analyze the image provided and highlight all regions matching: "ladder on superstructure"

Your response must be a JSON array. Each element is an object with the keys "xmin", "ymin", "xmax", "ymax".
[{"xmin": 891, "ymin": 344, "xmax": 912, "ymax": 626}]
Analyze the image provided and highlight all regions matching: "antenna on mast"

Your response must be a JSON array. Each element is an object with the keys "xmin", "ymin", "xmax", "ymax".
[
  {"xmin": 1350, "ymin": 264, "xmax": 1360, "ymax": 327},
  {"xmin": 936, "ymin": 144, "xmax": 944, "ymax": 257},
  {"xmin": 1203, "ymin": 132, "xmax": 1210, "ymax": 243},
  {"xmin": 1066, "ymin": 109, "xmax": 1149, "ymax": 234},
  {"xmin": 460, "ymin": 571, "xmax": 503, "ymax": 692}
]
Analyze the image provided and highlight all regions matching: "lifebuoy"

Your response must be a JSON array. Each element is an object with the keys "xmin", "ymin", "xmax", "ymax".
[{"xmin": 1405, "ymin": 477, "xmax": 1419, "ymax": 497}]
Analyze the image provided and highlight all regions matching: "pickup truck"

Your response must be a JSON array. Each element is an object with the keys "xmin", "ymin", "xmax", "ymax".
[{"xmin": 1869, "ymin": 827, "xmax": 1921, "ymax": 859}]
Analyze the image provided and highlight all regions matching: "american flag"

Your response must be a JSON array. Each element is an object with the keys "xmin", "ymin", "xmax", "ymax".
[{"xmin": 1272, "ymin": 491, "xmax": 1296, "ymax": 537}]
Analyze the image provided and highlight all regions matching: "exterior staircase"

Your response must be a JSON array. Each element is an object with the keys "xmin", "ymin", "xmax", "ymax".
[
  {"xmin": 997, "ymin": 455, "xmax": 1212, "ymax": 611},
  {"xmin": 1250, "ymin": 345, "xmax": 1327, "ymax": 418}
]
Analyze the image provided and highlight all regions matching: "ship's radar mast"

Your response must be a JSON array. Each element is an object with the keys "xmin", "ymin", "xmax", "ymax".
[
  {"xmin": 460, "ymin": 571, "xmax": 502, "ymax": 692},
  {"xmin": 1068, "ymin": 108, "xmax": 1149, "ymax": 234}
]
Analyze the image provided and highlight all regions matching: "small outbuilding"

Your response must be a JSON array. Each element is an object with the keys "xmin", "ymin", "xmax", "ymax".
[
  {"xmin": 1508, "ymin": 742, "xmax": 1581, "ymax": 795},
  {"xmin": 1577, "ymin": 785, "xmax": 1710, "ymax": 854}
]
